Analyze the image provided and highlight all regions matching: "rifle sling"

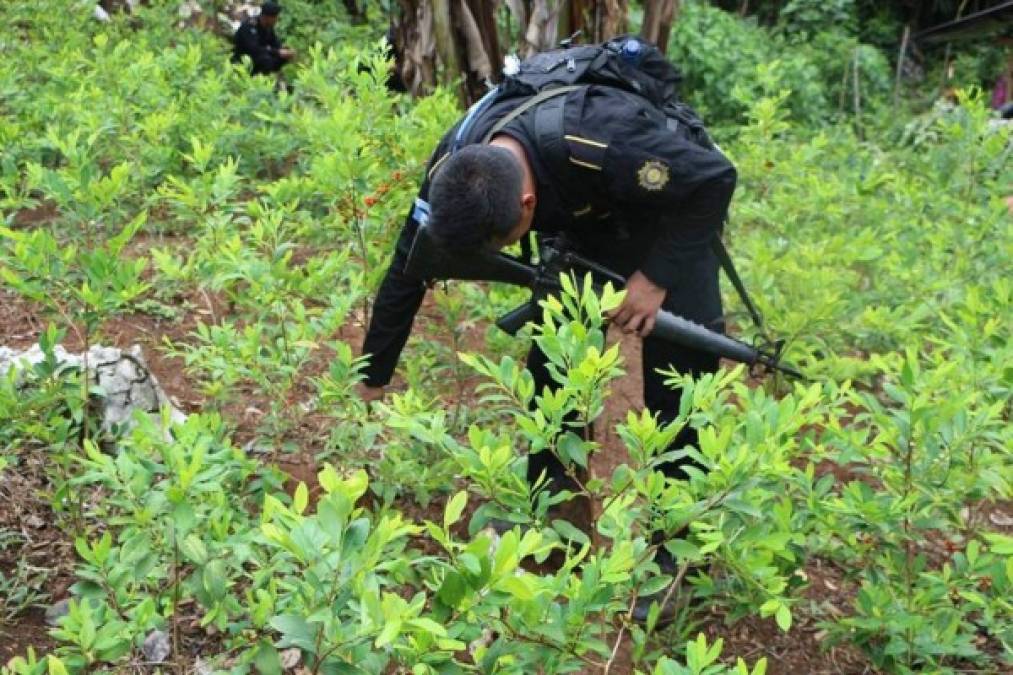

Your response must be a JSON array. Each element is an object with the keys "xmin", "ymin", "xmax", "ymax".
[{"xmin": 710, "ymin": 235, "xmax": 766, "ymax": 335}]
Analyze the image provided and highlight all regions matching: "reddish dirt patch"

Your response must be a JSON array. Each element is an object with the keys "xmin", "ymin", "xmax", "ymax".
[
  {"xmin": 0, "ymin": 440, "xmax": 76, "ymax": 661},
  {"xmin": 595, "ymin": 329, "xmax": 643, "ymax": 470},
  {"xmin": 0, "ymin": 288, "xmax": 47, "ymax": 347},
  {"xmin": 697, "ymin": 557, "xmax": 871, "ymax": 674},
  {"xmin": 9, "ymin": 201, "xmax": 59, "ymax": 230},
  {"xmin": 0, "ymin": 610, "xmax": 57, "ymax": 663}
]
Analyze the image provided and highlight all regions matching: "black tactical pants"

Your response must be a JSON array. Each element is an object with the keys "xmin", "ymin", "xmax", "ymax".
[{"xmin": 524, "ymin": 224, "xmax": 723, "ymax": 492}]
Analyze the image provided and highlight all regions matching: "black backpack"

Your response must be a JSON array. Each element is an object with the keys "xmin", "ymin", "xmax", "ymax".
[
  {"xmin": 503, "ymin": 34, "xmax": 682, "ymax": 107},
  {"xmin": 453, "ymin": 35, "xmax": 709, "ymax": 153}
]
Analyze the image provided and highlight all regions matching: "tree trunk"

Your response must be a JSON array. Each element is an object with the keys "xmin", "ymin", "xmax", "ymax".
[
  {"xmin": 563, "ymin": 0, "xmax": 628, "ymax": 43},
  {"xmin": 394, "ymin": 0, "xmax": 501, "ymax": 103},
  {"xmin": 505, "ymin": 0, "xmax": 565, "ymax": 57},
  {"xmin": 395, "ymin": 1, "xmax": 630, "ymax": 102},
  {"xmin": 454, "ymin": 0, "xmax": 501, "ymax": 100},
  {"xmin": 394, "ymin": 0, "xmax": 438, "ymax": 96},
  {"xmin": 432, "ymin": 0, "xmax": 461, "ymax": 88},
  {"xmin": 641, "ymin": 0, "xmax": 678, "ymax": 54}
]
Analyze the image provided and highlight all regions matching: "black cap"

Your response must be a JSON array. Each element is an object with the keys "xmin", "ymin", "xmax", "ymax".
[{"xmin": 261, "ymin": 2, "xmax": 282, "ymax": 16}]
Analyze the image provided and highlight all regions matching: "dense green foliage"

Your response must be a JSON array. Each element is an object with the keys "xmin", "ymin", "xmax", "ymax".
[{"xmin": 1, "ymin": 1, "xmax": 1011, "ymax": 673}]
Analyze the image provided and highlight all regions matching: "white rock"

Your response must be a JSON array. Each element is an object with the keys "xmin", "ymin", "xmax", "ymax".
[
  {"xmin": 0, "ymin": 344, "xmax": 186, "ymax": 437},
  {"xmin": 142, "ymin": 630, "xmax": 172, "ymax": 664},
  {"xmin": 45, "ymin": 599, "xmax": 70, "ymax": 626}
]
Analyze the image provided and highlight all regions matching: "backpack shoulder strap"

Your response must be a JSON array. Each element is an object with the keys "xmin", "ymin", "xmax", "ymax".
[{"xmin": 481, "ymin": 85, "xmax": 583, "ymax": 143}]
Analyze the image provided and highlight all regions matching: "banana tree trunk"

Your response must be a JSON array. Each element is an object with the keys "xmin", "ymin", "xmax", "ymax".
[
  {"xmin": 563, "ymin": 0, "xmax": 628, "ymax": 43},
  {"xmin": 394, "ymin": 0, "xmax": 502, "ymax": 103},
  {"xmin": 504, "ymin": 0, "xmax": 565, "ymax": 57},
  {"xmin": 641, "ymin": 0, "xmax": 678, "ymax": 54}
]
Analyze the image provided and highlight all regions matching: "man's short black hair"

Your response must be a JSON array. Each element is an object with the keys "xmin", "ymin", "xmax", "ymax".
[
  {"xmin": 428, "ymin": 145, "xmax": 523, "ymax": 252},
  {"xmin": 261, "ymin": 2, "xmax": 282, "ymax": 16}
]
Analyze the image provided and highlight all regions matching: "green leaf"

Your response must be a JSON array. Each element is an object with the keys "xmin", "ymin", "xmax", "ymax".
[
  {"xmin": 458, "ymin": 552, "xmax": 482, "ymax": 577},
  {"xmin": 270, "ymin": 615, "xmax": 316, "ymax": 651},
  {"xmin": 254, "ymin": 642, "xmax": 282, "ymax": 675},
  {"xmin": 172, "ymin": 501, "xmax": 197, "ymax": 533},
  {"xmin": 639, "ymin": 574, "xmax": 673, "ymax": 597},
  {"xmin": 557, "ymin": 432, "xmax": 588, "ymax": 469},
  {"xmin": 498, "ymin": 575, "xmax": 535, "ymax": 601},
  {"xmin": 444, "ymin": 490, "xmax": 468, "ymax": 530},
  {"xmin": 407, "ymin": 617, "xmax": 447, "ymax": 637},
  {"xmin": 293, "ymin": 482, "xmax": 309, "ymax": 515},
  {"xmin": 47, "ymin": 657, "xmax": 70, "ymax": 675},
  {"xmin": 180, "ymin": 535, "xmax": 208, "ymax": 565},
  {"xmin": 775, "ymin": 605, "xmax": 792, "ymax": 632},
  {"xmin": 664, "ymin": 539, "xmax": 701, "ymax": 562},
  {"xmin": 375, "ymin": 619, "xmax": 402, "ymax": 647},
  {"xmin": 984, "ymin": 533, "xmax": 1013, "ymax": 555},
  {"xmin": 551, "ymin": 518, "xmax": 590, "ymax": 545},
  {"xmin": 437, "ymin": 571, "xmax": 467, "ymax": 608}
]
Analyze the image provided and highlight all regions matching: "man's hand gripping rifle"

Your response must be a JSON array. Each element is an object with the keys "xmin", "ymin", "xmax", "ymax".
[{"xmin": 405, "ymin": 225, "xmax": 804, "ymax": 379}]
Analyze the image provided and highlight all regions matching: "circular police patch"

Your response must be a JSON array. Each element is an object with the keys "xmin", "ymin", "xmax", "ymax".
[{"xmin": 637, "ymin": 159, "xmax": 669, "ymax": 191}]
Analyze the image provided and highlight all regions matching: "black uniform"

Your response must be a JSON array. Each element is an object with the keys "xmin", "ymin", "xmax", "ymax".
[
  {"xmin": 362, "ymin": 85, "xmax": 737, "ymax": 486},
  {"xmin": 232, "ymin": 18, "xmax": 286, "ymax": 75}
]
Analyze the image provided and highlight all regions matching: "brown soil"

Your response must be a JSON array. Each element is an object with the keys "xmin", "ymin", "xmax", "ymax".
[
  {"xmin": 0, "ymin": 288, "xmax": 47, "ymax": 345},
  {"xmin": 9, "ymin": 200, "xmax": 59, "ymax": 230},
  {"xmin": 0, "ymin": 420, "xmax": 76, "ymax": 663},
  {"xmin": 0, "ymin": 610, "xmax": 57, "ymax": 663},
  {"xmin": 699, "ymin": 557, "xmax": 872, "ymax": 674}
]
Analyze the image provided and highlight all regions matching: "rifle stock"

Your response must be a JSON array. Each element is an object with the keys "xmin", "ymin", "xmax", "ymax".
[{"xmin": 405, "ymin": 225, "xmax": 804, "ymax": 379}]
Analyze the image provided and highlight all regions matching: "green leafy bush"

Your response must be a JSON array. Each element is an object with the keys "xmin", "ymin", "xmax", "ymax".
[{"xmin": 668, "ymin": 1, "xmax": 891, "ymax": 127}]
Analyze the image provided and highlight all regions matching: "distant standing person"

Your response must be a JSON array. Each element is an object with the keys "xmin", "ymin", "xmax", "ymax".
[
  {"xmin": 343, "ymin": 0, "xmax": 367, "ymax": 24},
  {"xmin": 232, "ymin": 2, "xmax": 295, "ymax": 76}
]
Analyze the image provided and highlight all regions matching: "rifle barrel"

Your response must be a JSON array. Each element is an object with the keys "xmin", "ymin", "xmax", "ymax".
[
  {"xmin": 650, "ymin": 310, "xmax": 759, "ymax": 365},
  {"xmin": 651, "ymin": 310, "xmax": 804, "ymax": 379}
]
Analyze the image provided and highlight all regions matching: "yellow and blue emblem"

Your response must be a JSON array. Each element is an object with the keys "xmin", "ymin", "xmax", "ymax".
[{"xmin": 637, "ymin": 159, "xmax": 669, "ymax": 191}]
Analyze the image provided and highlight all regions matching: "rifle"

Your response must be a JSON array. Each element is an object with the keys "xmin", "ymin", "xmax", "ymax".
[{"xmin": 405, "ymin": 225, "xmax": 804, "ymax": 380}]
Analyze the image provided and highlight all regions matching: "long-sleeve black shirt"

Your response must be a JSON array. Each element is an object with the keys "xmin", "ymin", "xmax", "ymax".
[
  {"xmin": 361, "ymin": 85, "xmax": 737, "ymax": 387},
  {"xmin": 232, "ymin": 19, "xmax": 285, "ymax": 75}
]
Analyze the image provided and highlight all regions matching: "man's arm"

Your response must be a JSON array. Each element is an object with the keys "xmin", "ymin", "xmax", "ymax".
[
  {"xmin": 359, "ymin": 127, "xmax": 465, "ymax": 390},
  {"xmin": 265, "ymin": 27, "xmax": 282, "ymax": 50},
  {"xmin": 592, "ymin": 100, "xmax": 735, "ymax": 336},
  {"xmin": 266, "ymin": 27, "xmax": 296, "ymax": 60},
  {"xmin": 603, "ymin": 110, "xmax": 737, "ymax": 291},
  {"xmin": 360, "ymin": 211, "xmax": 427, "ymax": 387},
  {"xmin": 234, "ymin": 24, "xmax": 284, "ymax": 73}
]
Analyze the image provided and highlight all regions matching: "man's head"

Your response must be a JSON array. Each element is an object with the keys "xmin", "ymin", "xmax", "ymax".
[
  {"xmin": 428, "ymin": 145, "xmax": 535, "ymax": 253},
  {"xmin": 259, "ymin": 1, "xmax": 282, "ymax": 27}
]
